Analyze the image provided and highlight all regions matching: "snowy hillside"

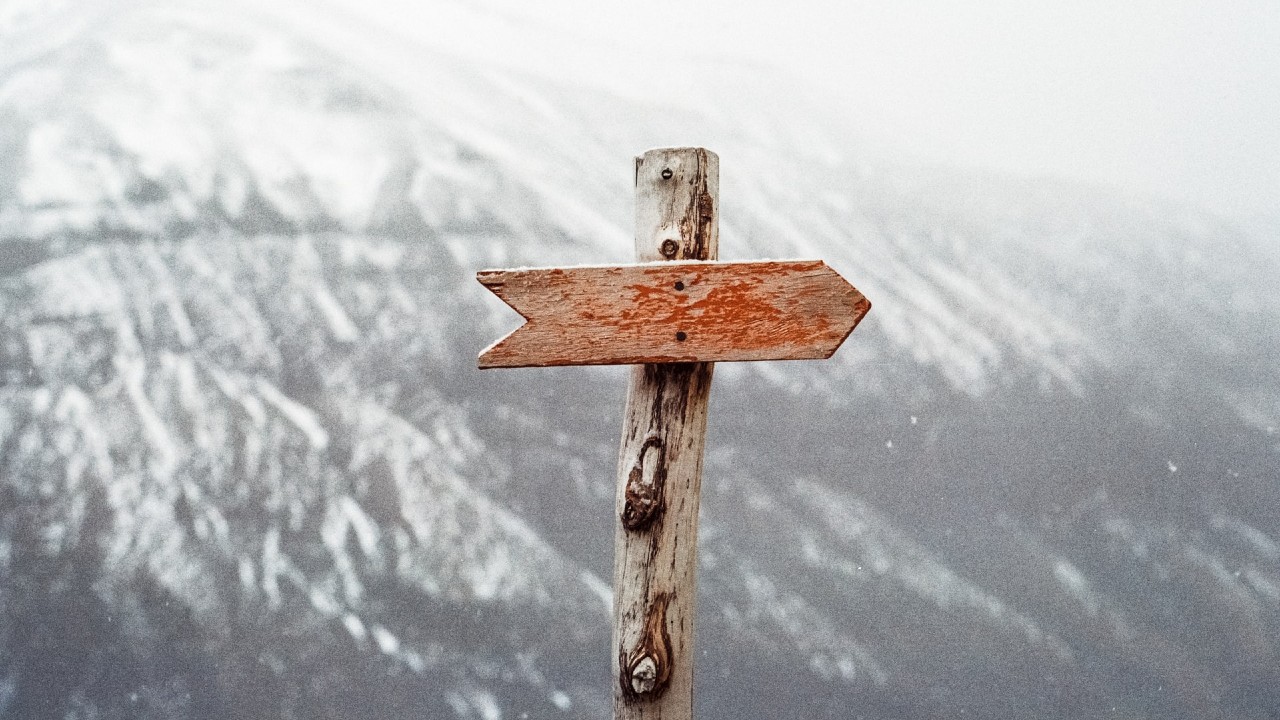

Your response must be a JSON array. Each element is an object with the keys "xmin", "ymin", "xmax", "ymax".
[{"xmin": 1, "ymin": 1, "xmax": 1278, "ymax": 719}]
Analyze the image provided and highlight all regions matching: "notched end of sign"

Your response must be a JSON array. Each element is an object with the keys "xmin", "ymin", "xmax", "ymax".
[
  {"xmin": 477, "ymin": 332, "xmax": 525, "ymax": 369},
  {"xmin": 476, "ymin": 270, "xmax": 531, "ymax": 369}
]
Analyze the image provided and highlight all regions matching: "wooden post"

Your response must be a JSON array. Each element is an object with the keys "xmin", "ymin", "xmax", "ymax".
[{"xmin": 611, "ymin": 148, "xmax": 718, "ymax": 719}]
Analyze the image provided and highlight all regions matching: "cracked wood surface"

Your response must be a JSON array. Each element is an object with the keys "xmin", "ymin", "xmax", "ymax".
[
  {"xmin": 612, "ymin": 148, "xmax": 717, "ymax": 719},
  {"xmin": 476, "ymin": 260, "xmax": 869, "ymax": 368}
]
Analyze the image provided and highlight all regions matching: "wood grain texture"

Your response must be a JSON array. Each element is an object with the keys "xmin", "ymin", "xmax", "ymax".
[
  {"xmin": 613, "ymin": 148, "xmax": 717, "ymax": 719},
  {"xmin": 476, "ymin": 260, "xmax": 870, "ymax": 368}
]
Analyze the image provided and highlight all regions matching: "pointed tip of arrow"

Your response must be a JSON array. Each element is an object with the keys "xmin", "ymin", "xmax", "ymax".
[
  {"xmin": 815, "ymin": 262, "xmax": 871, "ymax": 359},
  {"xmin": 834, "ymin": 294, "xmax": 872, "ymax": 357}
]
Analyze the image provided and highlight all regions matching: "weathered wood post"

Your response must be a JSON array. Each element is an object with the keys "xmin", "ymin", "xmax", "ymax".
[
  {"xmin": 476, "ymin": 146, "xmax": 871, "ymax": 720},
  {"xmin": 611, "ymin": 148, "xmax": 718, "ymax": 718}
]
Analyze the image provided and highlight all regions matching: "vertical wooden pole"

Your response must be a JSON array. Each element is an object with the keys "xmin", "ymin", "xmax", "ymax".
[{"xmin": 612, "ymin": 148, "xmax": 718, "ymax": 719}]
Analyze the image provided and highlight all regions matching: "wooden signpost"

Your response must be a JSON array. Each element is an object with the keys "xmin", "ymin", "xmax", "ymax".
[
  {"xmin": 477, "ymin": 260, "xmax": 865, "ymax": 368},
  {"xmin": 477, "ymin": 148, "xmax": 871, "ymax": 719}
]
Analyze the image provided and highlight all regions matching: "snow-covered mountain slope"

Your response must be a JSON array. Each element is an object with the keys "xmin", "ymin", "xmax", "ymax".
[
  {"xmin": 1, "ymin": 1, "xmax": 1278, "ymax": 719},
  {"xmin": 5, "ymin": 0, "xmax": 1277, "ymax": 406}
]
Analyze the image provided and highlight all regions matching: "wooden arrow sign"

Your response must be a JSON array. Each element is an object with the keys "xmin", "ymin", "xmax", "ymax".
[{"xmin": 477, "ymin": 259, "xmax": 870, "ymax": 368}]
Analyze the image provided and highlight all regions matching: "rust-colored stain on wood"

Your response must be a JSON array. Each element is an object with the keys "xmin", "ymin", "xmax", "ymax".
[{"xmin": 477, "ymin": 260, "xmax": 870, "ymax": 368}]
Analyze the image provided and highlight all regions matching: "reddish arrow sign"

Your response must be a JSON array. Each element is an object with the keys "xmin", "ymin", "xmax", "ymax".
[{"xmin": 477, "ymin": 260, "xmax": 870, "ymax": 368}]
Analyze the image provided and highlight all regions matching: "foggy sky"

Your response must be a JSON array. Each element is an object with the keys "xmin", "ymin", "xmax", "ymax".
[{"xmin": 349, "ymin": 0, "xmax": 1279, "ymax": 223}]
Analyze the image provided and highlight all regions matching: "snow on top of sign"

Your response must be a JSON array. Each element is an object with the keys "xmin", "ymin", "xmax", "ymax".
[{"xmin": 476, "ymin": 258, "xmax": 829, "ymax": 273}]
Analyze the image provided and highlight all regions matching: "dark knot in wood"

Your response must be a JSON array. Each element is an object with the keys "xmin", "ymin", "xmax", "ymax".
[
  {"xmin": 698, "ymin": 191, "xmax": 714, "ymax": 219},
  {"xmin": 622, "ymin": 435, "xmax": 665, "ymax": 531},
  {"xmin": 620, "ymin": 593, "xmax": 673, "ymax": 700}
]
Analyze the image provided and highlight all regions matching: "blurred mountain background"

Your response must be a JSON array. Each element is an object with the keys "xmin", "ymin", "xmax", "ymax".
[{"xmin": 1, "ymin": 1, "xmax": 1278, "ymax": 718}]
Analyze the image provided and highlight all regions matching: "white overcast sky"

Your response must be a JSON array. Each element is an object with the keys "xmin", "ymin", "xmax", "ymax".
[{"xmin": 350, "ymin": 0, "xmax": 1279, "ymax": 221}]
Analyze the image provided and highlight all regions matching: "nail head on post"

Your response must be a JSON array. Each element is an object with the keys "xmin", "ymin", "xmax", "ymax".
[
  {"xmin": 659, "ymin": 239, "xmax": 679, "ymax": 258},
  {"xmin": 661, "ymin": 168, "xmax": 673, "ymax": 179}
]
